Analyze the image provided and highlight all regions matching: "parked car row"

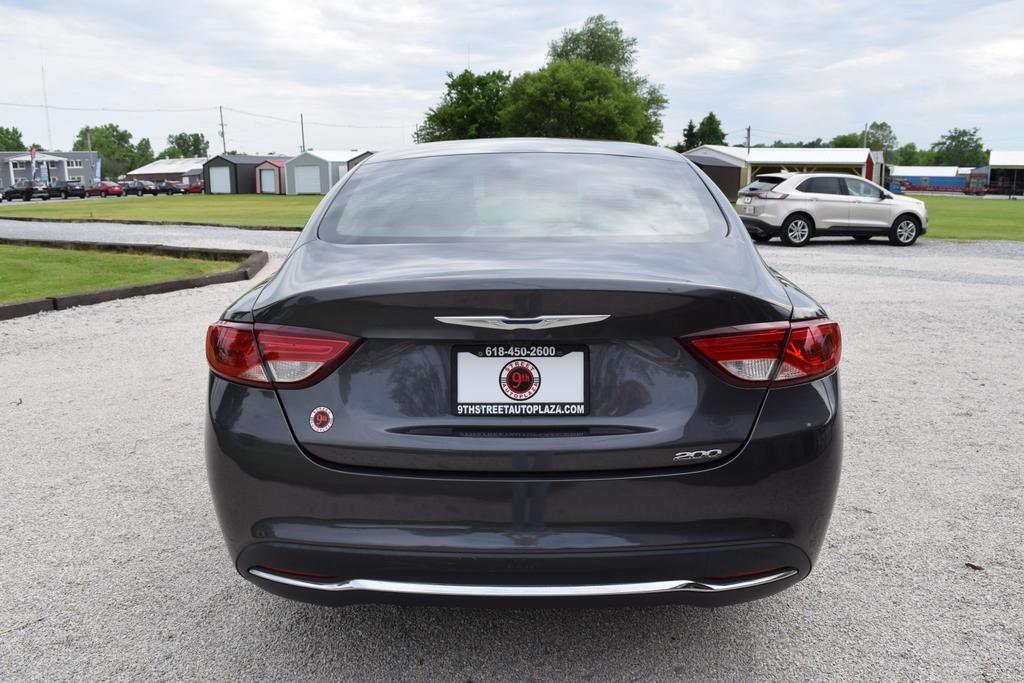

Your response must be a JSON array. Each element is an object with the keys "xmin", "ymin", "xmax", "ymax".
[{"xmin": 1, "ymin": 178, "xmax": 204, "ymax": 201}]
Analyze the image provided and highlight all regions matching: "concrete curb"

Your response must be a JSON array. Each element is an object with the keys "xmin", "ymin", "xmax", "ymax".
[
  {"xmin": 0, "ymin": 238, "xmax": 269, "ymax": 322},
  {"xmin": 0, "ymin": 215, "xmax": 301, "ymax": 231}
]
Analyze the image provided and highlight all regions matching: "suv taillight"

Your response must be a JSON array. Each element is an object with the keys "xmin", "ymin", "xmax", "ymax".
[
  {"xmin": 206, "ymin": 322, "xmax": 361, "ymax": 389},
  {"xmin": 678, "ymin": 319, "xmax": 841, "ymax": 387},
  {"xmin": 755, "ymin": 191, "xmax": 789, "ymax": 200}
]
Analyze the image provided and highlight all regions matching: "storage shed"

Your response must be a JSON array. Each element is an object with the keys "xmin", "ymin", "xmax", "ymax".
[
  {"xmin": 682, "ymin": 152, "xmax": 745, "ymax": 202},
  {"xmin": 204, "ymin": 155, "xmax": 290, "ymax": 194},
  {"xmin": 254, "ymin": 159, "xmax": 286, "ymax": 194},
  {"xmin": 284, "ymin": 150, "xmax": 374, "ymax": 194}
]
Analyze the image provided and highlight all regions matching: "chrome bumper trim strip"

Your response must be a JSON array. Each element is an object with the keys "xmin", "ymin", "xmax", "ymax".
[{"xmin": 248, "ymin": 568, "xmax": 798, "ymax": 596}]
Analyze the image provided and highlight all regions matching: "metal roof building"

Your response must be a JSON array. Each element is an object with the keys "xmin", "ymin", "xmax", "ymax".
[
  {"xmin": 988, "ymin": 151, "xmax": 1024, "ymax": 194},
  {"xmin": 889, "ymin": 166, "xmax": 963, "ymax": 178},
  {"xmin": 284, "ymin": 150, "xmax": 374, "ymax": 195},
  {"xmin": 684, "ymin": 146, "xmax": 882, "ymax": 201},
  {"xmin": 126, "ymin": 157, "xmax": 208, "ymax": 182}
]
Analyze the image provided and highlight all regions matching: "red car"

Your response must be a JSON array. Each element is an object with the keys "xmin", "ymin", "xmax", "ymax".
[
  {"xmin": 185, "ymin": 182, "xmax": 204, "ymax": 194},
  {"xmin": 86, "ymin": 181, "xmax": 124, "ymax": 197}
]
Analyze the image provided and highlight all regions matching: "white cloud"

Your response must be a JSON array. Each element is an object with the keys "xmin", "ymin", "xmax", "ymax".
[{"xmin": 0, "ymin": 0, "xmax": 1021, "ymax": 155}]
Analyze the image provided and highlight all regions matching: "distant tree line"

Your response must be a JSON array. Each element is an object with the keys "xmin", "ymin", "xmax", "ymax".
[{"xmin": 670, "ymin": 117, "xmax": 989, "ymax": 167}]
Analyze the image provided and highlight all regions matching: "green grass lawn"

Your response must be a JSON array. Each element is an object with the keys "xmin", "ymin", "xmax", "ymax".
[
  {"xmin": 912, "ymin": 195, "xmax": 1024, "ymax": 241},
  {"xmin": 0, "ymin": 190, "xmax": 1020, "ymax": 240},
  {"xmin": 0, "ymin": 194, "xmax": 319, "ymax": 228},
  {"xmin": 0, "ymin": 244, "xmax": 237, "ymax": 304}
]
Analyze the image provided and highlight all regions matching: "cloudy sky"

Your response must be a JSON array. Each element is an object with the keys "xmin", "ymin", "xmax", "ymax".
[{"xmin": 1, "ymin": 0, "xmax": 1022, "ymax": 156}]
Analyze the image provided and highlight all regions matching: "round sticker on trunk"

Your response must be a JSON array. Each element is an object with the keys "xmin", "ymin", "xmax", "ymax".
[
  {"xmin": 309, "ymin": 406, "xmax": 334, "ymax": 432},
  {"xmin": 499, "ymin": 359, "xmax": 541, "ymax": 400}
]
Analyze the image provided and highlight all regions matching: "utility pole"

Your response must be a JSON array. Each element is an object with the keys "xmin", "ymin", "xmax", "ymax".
[
  {"xmin": 862, "ymin": 123, "xmax": 869, "ymax": 148},
  {"xmin": 86, "ymin": 127, "xmax": 92, "ymax": 152},
  {"xmin": 300, "ymin": 113, "xmax": 306, "ymax": 152},
  {"xmin": 746, "ymin": 125, "xmax": 751, "ymax": 153},
  {"xmin": 41, "ymin": 64, "xmax": 53, "ymax": 150},
  {"xmin": 218, "ymin": 106, "xmax": 227, "ymax": 153}
]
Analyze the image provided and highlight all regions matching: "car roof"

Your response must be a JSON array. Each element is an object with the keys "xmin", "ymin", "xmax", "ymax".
[
  {"xmin": 754, "ymin": 172, "xmax": 797, "ymax": 179},
  {"xmin": 365, "ymin": 137, "xmax": 684, "ymax": 164},
  {"xmin": 787, "ymin": 172, "xmax": 861, "ymax": 179}
]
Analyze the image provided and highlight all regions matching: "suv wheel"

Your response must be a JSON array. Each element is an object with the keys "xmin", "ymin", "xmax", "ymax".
[
  {"xmin": 889, "ymin": 216, "xmax": 920, "ymax": 246},
  {"xmin": 781, "ymin": 216, "xmax": 812, "ymax": 247}
]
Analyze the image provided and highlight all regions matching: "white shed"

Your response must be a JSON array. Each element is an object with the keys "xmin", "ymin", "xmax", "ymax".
[{"xmin": 284, "ymin": 150, "xmax": 373, "ymax": 195}]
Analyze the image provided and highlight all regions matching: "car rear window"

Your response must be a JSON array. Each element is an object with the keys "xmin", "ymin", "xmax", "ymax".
[
  {"xmin": 739, "ymin": 176, "xmax": 786, "ymax": 194},
  {"xmin": 317, "ymin": 153, "xmax": 727, "ymax": 244}
]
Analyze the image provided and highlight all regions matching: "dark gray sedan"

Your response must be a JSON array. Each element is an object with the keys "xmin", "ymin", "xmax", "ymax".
[{"xmin": 205, "ymin": 138, "xmax": 843, "ymax": 607}]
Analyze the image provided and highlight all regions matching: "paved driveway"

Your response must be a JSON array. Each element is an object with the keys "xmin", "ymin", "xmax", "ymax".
[{"xmin": 2, "ymin": 221, "xmax": 1022, "ymax": 681}]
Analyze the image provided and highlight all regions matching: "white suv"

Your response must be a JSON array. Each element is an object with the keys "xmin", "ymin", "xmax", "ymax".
[{"xmin": 736, "ymin": 172, "xmax": 928, "ymax": 247}]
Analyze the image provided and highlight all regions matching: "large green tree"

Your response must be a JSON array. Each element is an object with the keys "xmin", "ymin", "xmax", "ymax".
[
  {"xmin": 930, "ymin": 127, "xmax": 987, "ymax": 166},
  {"xmin": 830, "ymin": 122, "xmax": 898, "ymax": 150},
  {"xmin": 829, "ymin": 132, "xmax": 862, "ymax": 147},
  {"xmin": 888, "ymin": 142, "xmax": 936, "ymax": 166},
  {"xmin": 0, "ymin": 126, "xmax": 25, "ymax": 151},
  {"xmin": 547, "ymin": 15, "xmax": 666, "ymax": 143},
  {"xmin": 161, "ymin": 132, "xmax": 210, "ymax": 158},
  {"xmin": 71, "ymin": 124, "xmax": 153, "ymax": 178},
  {"xmin": 414, "ymin": 70, "xmax": 511, "ymax": 143},
  {"xmin": 135, "ymin": 138, "xmax": 155, "ymax": 167},
  {"xmin": 672, "ymin": 113, "xmax": 726, "ymax": 150},
  {"xmin": 499, "ymin": 59, "xmax": 647, "ymax": 142},
  {"xmin": 670, "ymin": 119, "xmax": 699, "ymax": 152},
  {"xmin": 694, "ymin": 112, "xmax": 726, "ymax": 146}
]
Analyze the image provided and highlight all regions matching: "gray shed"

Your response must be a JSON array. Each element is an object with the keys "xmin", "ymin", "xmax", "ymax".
[
  {"xmin": 204, "ymin": 154, "xmax": 289, "ymax": 194},
  {"xmin": 284, "ymin": 150, "xmax": 373, "ymax": 194}
]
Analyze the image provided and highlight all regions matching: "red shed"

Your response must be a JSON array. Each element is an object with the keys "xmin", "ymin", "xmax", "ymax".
[{"xmin": 254, "ymin": 159, "xmax": 286, "ymax": 195}]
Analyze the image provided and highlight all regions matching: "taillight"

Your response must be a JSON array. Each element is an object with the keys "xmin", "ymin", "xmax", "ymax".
[
  {"xmin": 206, "ymin": 322, "xmax": 361, "ymax": 389},
  {"xmin": 679, "ymin": 319, "xmax": 841, "ymax": 387},
  {"xmin": 755, "ymin": 191, "xmax": 788, "ymax": 200}
]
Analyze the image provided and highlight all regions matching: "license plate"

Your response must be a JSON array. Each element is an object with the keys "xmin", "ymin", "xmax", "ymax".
[
  {"xmin": 453, "ymin": 344, "xmax": 588, "ymax": 417},
  {"xmin": 742, "ymin": 205, "xmax": 755, "ymax": 214}
]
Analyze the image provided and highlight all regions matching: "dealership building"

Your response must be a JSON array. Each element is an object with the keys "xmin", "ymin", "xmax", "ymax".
[{"xmin": 0, "ymin": 150, "xmax": 99, "ymax": 187}]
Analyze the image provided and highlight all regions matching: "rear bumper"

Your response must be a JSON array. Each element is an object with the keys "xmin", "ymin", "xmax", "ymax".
[
  {"xmin": 205, "ymin": 374, "xmax": 842, "ymax": 607},
  {"xmin": 740, "ymin": 217, "xmax": 781, "ymax": 236},
  {"xmin": 241, "ymin": 544, "xmax": 806, "ymax": 607}
]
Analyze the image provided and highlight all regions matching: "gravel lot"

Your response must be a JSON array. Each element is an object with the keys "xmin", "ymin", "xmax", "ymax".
[{"xmin": 1, "ymin": 220, "xmax": 1022, "ymax": 681}]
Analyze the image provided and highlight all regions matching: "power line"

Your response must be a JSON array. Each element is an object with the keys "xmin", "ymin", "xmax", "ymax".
[
  {"xmin": 0, "ymin": 100, "xmax": 217, "ymax": 113},
  {"xmin": 305, "ymin": 118, "xmax": 407, "ymax": 130},
  {"xmin": 223, "ymin": 106, "xmax": 406, "ymax": 130},
  {"xmin": 221, "ymin": 106, "xmax": 296, "ymax": 125}
]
